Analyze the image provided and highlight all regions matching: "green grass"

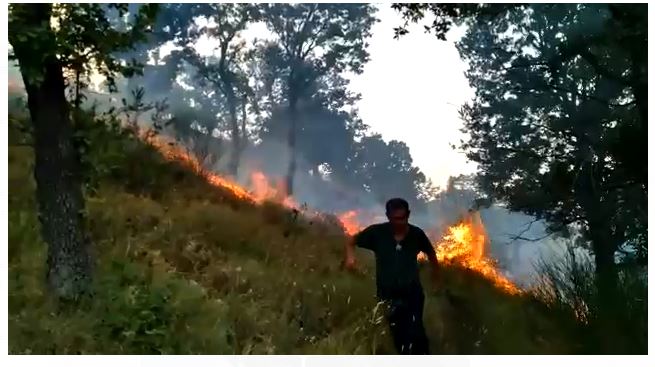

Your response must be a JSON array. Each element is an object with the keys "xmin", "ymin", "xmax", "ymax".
[{"xmin": 7, "ymin": 111, "xmax": 646, "ymax": 354}]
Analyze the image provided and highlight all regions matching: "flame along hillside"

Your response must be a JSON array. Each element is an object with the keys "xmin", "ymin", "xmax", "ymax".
[{"xmin": 146, "ymin": 133, "xmax": 521, "ymax": 295}]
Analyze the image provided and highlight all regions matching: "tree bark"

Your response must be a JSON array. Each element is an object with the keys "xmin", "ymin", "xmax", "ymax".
[
  {"xmin": 226, "ymin": 87, "xmax": 240, "ymax": 177},
  {"xmin": 574, "ymin": 161, "xmax": 619, "ymax": 299},
  {"xmin": 74, "ymin": 68, "xmax": 81, "ymax": 110},
  {"xmin": 240, "ymin": 95, "xmax": 248, "ymax": 152},
  {"xmin": 286, "ymin": 89, "xmax": 298, "ymax": 196},
  {"xmin": 10, "ymin": 4, "xmax": 93, "ymax": 301},
  {"xmin": 588, "ymin": 225, "xmax": 618, "ymax": 294}
]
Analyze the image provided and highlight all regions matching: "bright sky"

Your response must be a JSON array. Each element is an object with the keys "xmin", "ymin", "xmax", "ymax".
[{"xmin": 348, "ymin": 5, "xmax": 477, "ymax": 189}]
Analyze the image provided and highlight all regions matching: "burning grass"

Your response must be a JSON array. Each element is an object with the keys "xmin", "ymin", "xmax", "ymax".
[
  {"xmin": 146, "ymin": 132, "xmax": 522, "ymax": 296},
  {"xmin": 430, "ymin": 215, "xmax": 521, "ymax": 295}
]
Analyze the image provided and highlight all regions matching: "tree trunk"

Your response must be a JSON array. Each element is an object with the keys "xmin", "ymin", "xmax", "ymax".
[
  {"xmin": 286, "ymin": 91, "xmax": 298, "ymax": 196},
  {"xmin": 240, "ymin": 95, "xmax": 248, "ymax": 152},
  {"xmin": 10, "ymin": 4, "xmax": 93, "ymax": 301},
  {"xmin": 74, "ymin": 68, "xmax": 81, "ymax": 110},
  {"xmin": 588, "ymin": 225, "xmax": 618, "ymax": 295},
  {"xmin": 574, "ymin": 160, "xmax": 619, "ymax": 298},
  {"xmin": 226, "ymin": 88, "xmax": 240, "ymax": 177}
]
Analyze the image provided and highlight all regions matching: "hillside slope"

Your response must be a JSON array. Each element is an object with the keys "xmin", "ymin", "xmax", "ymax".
[{"xmin": 8, "ymin": 113, "xmax": 583, "ymax": 354}]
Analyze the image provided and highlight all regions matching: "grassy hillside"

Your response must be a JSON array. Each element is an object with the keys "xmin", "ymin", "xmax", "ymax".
[{"xmin": 7, "ymin": 111, "xmax": 641, "ymax": 354}]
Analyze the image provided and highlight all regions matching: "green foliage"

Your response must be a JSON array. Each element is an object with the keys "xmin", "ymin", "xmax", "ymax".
[
  {"xmin": 532, "ymin": 248, "xmax": 647, "ymax": 353},
  {"xmin": 458, "ymin": 4, "xmax": 646, "ymax": 264},
  {"xmin": 261, "ymin": 3, "xmax": 377, "ymax": 76},
  {"xmin": 255, "ymin": 3, "xmax": 378, "ymax": 193},
  {"xmin": 348, "ymin": 134, "xmax": 433, "ymax": 213},
  {"xmin": 256, "ymin": 3, "xmax": 376, "ymax": 110},
  {"xmin": 9, "ymin": 3, "xmax": 159, "ymax": 91},
  {"xmin": 391, "ymin": 3, "xmax": 512, "ymax": 40},
  {"xmin": 393, "ymin": 3, "xmax": 647, "ymax": 272}
]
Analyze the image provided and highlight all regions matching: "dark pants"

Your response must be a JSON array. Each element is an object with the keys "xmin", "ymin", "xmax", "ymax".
[{"xmin": 383, "ymin": 288, "xmax": 430, "ymax": 354}]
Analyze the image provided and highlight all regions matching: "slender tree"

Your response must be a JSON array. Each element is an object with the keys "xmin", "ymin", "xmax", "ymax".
[
  {"xmin": 260, "ymin": 3, "xmax": 376, "ymax": 195},
  {"xmin": 183, "ymin": 4, "xmax": 260, "ymax": 177}
]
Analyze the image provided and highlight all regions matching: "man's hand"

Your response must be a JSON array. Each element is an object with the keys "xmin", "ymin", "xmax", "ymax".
[
  {"xmin": 344, "ymin": 254, "xmax": 357, "ymax": 271},
  {"xmin": 344, "ymin": 236, "xmax": 358, "ymax": 271}
]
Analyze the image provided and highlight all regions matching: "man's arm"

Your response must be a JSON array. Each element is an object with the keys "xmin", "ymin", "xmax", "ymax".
[
  {"xmin": 344, "ymin": 235, "xmax": 357, "ymax": 270},
  {"xmin": 344, "ymin": 225, "xmax": 376, "ymax": 271}
]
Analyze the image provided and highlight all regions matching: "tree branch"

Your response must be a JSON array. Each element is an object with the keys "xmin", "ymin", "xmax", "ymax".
[
  {"xmin": 541, "ymin": 82, "xmax": 636, "ymax": 108},
  {"xmin": 507, "ymin": 233, "xmax": 553, "ymax": 242},
  {"xmin": 495, "ymin": 146, "xmax": 559, "ymax": 160},
  {"xmin": 578, "ymin": 48, "xmax": 631, "ymax": 86},
  {"xmin": 503, "ymin": 218, "xmax": 545, "ymax": 243}
]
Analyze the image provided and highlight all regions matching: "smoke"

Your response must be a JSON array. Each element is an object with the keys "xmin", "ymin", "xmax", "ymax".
[{"xmin": 236, "ymin": 138, "xmax": 386, "ymax": 214}]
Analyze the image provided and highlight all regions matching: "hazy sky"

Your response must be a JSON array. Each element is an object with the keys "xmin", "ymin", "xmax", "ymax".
[
  {"xmin": 10, "ymin": 4, "xmax": 478, "ymax": 190},
  {"xmin": 348, "ymin": 5, "xmax": 477, "ymax": 189}
]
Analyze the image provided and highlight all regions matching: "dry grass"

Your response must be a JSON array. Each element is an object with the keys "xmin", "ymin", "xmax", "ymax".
[{"xmin": 8, "ymin": 112, "xmax": 645, "ymax": 354}]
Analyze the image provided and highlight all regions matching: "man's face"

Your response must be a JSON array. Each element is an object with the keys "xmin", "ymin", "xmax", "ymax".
[{"xmin": 387, "ymin": 208, "xmax": 409, "ymax": 230}]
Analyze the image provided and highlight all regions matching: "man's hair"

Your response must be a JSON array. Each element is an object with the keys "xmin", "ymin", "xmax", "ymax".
[{"xmin": 385, "ymin": 198, "xmax": 410, "ymax": 215}]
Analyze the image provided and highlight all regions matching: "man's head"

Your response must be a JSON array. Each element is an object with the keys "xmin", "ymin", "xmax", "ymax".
[{"xmin": 385, "ymin": 198, "xmax": 410, "ymax": 231}]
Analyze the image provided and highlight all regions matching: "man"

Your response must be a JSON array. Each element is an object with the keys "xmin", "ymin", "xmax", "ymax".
[{"xmin": 344, "ymin": 198, "xmax": 439, "ymax": 354}]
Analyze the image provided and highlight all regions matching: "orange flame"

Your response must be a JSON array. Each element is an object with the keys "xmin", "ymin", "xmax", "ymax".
[
  {"xmin": 338, "ymin": 210, "xmax": 362, "ymax": 236},
  {"xmin": 145, "ymin": 134, "xmax": 304, "ymax": 211},
  {"xmin": 425, "ymin": 213, "xmax": 521, "ymax": 294},
  {"xmin": 146, "ymin": 134, "xmax": 254, "ymax": 200}
]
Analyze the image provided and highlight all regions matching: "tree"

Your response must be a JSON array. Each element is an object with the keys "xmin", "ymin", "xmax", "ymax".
[
  {"xmin": 183, "ymin": 4, "xmax": 260, "ymax": 177},
  {"xmin": 8, "ymin": 3, "xmax": 158, "ymax": 301},
  {"xmin": 391, "ymin": 3, "xmax": 517, "ymax": 40},
  {"xmin": 259, "ymin": 71, "xmax": 359, "ymax": 182},
  {"xmin": 345, "ymin": 134, "xmax": 430, "ymax": 214},
  {"xmin": 260, "ymin": 3, "xmax": 377, "ymax": 195},
  {"xmin": 111, "ymin": 3, "xmax": 199, "ymax": 96},
  {"xmin": 393, "ymin": 3, "xmax": 647, "ymax": 296}
]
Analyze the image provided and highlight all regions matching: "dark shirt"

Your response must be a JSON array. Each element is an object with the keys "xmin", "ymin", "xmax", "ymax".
[{"xmin": 353, "ymin": 222, "xmax": 436, "ymax": 300}]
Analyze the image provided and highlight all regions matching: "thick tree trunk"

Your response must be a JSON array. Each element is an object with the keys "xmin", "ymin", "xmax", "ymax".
[
  {"xmin": 286, "ymin": 92, "xmax": 298, "ymax": 196},
  {"xmin": 574, "ymin": 161, "xmax": 619, "ymax": 299},
  {"xmin": 587, "ymin": 220, "xmax": 619, "ymax": 292},
  {"xmin": 11, "ymin": 4, "xmax": 93, "ymax": 301}
]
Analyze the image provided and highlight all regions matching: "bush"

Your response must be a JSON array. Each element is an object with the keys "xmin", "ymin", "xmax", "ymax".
[{"xmin": 532, "ymin": 247, "xmax": 647, "ymax": 354}]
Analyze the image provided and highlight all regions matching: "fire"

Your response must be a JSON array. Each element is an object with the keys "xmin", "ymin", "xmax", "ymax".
[
  {"xmin": 144, "ymin": 133, "xmax": 301, "ymax": 210},
  {"xmin": 250, "ymin": 171, "xmax": 299, "ymax": 207},
  {"xmin": 146, "ymin": 134, "xmax": 253, "ymax": 201},
  {"xmin": 427, "ymin": 213, "xmax": 521, "ymax": 294},
  {"xmin": 143, "ymin": 132, "xmax": 519, "ymax": 294},
  {"xmin": 338, "ymin": 210, "xmax": 362, "ymax": 236}
]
